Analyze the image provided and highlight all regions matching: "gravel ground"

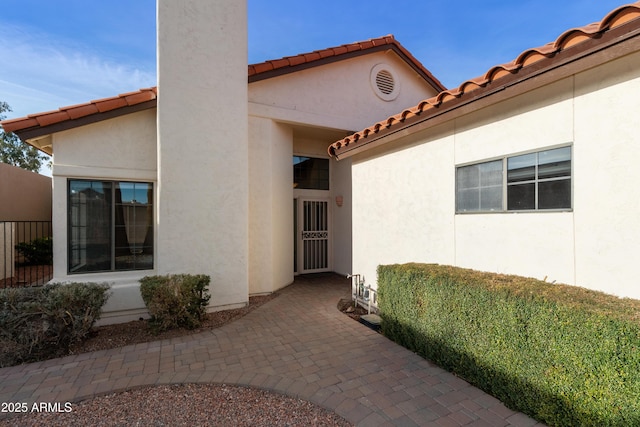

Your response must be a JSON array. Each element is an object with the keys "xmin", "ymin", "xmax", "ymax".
[{"xmin": 2, "ymin": 384, "xmax": 352, "ymax": 426}]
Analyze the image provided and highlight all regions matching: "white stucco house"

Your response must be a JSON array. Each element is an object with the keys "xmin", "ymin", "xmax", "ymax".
[
  {"xmin": 2, "ymin": 1, "xmax": 640, "ymax": 324},
  {"xmin": 0, "ymin": 1, "xmax": 444, "ymax": 324}
]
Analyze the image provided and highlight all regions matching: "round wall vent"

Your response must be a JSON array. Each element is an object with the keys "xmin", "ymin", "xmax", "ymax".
[
  {"xmin": 370, "ymin": 64, "xmax": 400, "ymax": 101},
  {"xmin": 375, "ymin": 70, "xmax": 395, "ymax": 95}
]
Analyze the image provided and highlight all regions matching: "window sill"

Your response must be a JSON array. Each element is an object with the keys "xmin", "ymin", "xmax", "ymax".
[
  {"xmin": 456, "ymin": 209, "xmax": 573, "ymax": 215},
  {"xmin": 55, "ymin": 270, "xmax": 155, "ymax": 286}
]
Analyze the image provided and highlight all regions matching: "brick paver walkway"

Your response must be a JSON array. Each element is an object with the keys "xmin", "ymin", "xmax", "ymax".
[{"xmin": 0, "ymin": 274, "xmax": 544, "ymax": 426}]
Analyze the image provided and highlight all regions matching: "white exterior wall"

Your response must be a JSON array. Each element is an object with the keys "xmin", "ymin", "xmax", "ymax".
[
  {"xmin": 352, "ymin": 125, "xmax": 456, "ymax": 287},
  {"xmin": 573, "ymin": 51, "xmax": 640, "ymax": 298},
  {"xmin": 248, "ymin": 116, "xmax": 293, "ymax": 294},
  {"xmin": 248, "ymin": 48, "xmax": 440, "ymax": 285},
  {"xmin": 331, "ymin": 156, "xmax": 352, "ymax": 276},
  {"xmin": 249, "ymin": 52, "xmax": 439, "ymax": 132},
  {"xmin": 351, "ymin": 50, "xmax": 640, "ymax": 300},
  {"xmin": 453, "ymin": 79, "xmax": 576, "ymax": 285},
  {"xmin": 50, "ymin": 110, "xmax": 157, "ymax": 323},
  {"xmin": 157, "ymin": 0, "xmax": 249, "ymax": 311},
  {"xmin": 52, "ymin": 110, "xmax": 157, "ymax": 179}
]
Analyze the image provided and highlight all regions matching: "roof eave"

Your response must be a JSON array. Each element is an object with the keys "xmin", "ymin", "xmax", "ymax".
[
  {"xmin": 331, "ymin": 16, "xmax": 640, "ymax": 161},
  {"xmin": 11, "ymin": 99, "xmax": 157, "ymax": 147},
  {"xmin": 249, "ymin": 42, "xmax": 446, "ymax": 93}
]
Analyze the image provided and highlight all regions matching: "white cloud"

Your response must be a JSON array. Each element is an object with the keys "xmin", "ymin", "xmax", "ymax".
[{"xmin": 0, "ymin": 23, "xmax": 156, "ymax": 119}]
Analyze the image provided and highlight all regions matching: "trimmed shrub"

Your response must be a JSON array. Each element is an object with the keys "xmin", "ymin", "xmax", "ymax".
[
  {"xmin": 0, "ymin": 282, "xmax": 110, "ymax": 367},
  {"xmin": 139, "ymin": 274, "xmax": 211, "ymax": 332},
  {"xmin": 15, "ymin": 236, "xmax": 53, "ymax": 265},
  {"xmin": 378, "ymin": 263, "xmax": 640, "ymax": 427}
]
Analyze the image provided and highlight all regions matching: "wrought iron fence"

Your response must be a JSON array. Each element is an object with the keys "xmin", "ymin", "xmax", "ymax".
[{"xmin": 0, "ymin": 221, "xmax": 53, "ymax": 288}]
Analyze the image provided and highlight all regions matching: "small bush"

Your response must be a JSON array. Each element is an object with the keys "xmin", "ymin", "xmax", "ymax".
[
  {"xmin": 0, "ymin": 282, "xmax": 110, "ymax": 367},
  {"xmin": 378, "ymin": 263, "xmax": 640, "ymax": 427},
  {"xmin": 15, "ymin": 236, "xmax": 53, "ymax": 265},
  {"xmin": 139, "ymin": 274, "xmax": 211, "ymax": 333}
]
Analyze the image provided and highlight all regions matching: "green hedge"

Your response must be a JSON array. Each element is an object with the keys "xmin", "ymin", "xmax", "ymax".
[
  {"xmin": 0, "ymin": 283, "xmax": 110, "ymax": 367},
  {"xmin": 378, "ymin": 263, "xmax": 640, "ymax": 427},
  {"xmin": 139, "ymin": 274, "xmax": 211, "ymax": 332}
]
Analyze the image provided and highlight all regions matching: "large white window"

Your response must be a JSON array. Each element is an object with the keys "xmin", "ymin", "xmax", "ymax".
[
  {"xmin": 456, "ymin": 146, "xmax": 572, "ymax": 213},
  {"xmin": 68, "ymin": 180, "xmax": 154, "ymax": 273}
]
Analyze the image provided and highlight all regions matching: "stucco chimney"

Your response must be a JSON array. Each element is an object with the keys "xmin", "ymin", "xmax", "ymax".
[{"xmin": 156, "ymin": 0, "xmax": 249, "ymax": 306}]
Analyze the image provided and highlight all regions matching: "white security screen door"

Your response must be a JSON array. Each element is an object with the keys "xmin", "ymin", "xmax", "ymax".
[{"xmin": 297, "ymin": 198, "xmax": 330, "ymax": 273}]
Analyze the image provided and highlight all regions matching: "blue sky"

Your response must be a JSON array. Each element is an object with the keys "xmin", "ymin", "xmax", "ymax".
[{"xmin": 0, "ymin": 0, "xmax": 629, "ymax": 120}]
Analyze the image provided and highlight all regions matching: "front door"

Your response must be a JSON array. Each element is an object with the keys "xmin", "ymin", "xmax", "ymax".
[{"xmin": 295, "ymin": 198, "xmax": 330, "ymax": 273}]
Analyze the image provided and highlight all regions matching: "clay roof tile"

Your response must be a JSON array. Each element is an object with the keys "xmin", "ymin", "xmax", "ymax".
[
  {"xmin": 123, "ymin": 90, "xmax": 156, "ymax": 105},
  {"xmin": 485, "ymin": 63, "xmax": 520, "ymax": 81},
  {"xmin": 601, "ymin": 4, "xmax": 640, "ymax": 30},
  {"xmin": 66, "ymin": 103, "xmax": 100, "ymax": 120},
  {"xmin": 35, "ymin": 111, "xmax": 71, "ymax": 127},
  {"xmin": 284, "ymin": 55, "xmax": 301, "ymax": 66},
  {"xmin": 459, "ymin": 79, "xmax": 486, "ymax": 93},
  {"xmin": 94, "ymin": 96, "xmax": 128, "ymax": 113},
  {"xmin": 331, "ymin": 45, "xmax": 349, "ymax": 55},
  {"xmin": 249, "ymin": 62, "xmax": 274, "ymax": 75},
  {"xmin": 515, "ymin": 43, "xmax": 558, "ymax": 67},
  {"xmin": 317, "ymin": 48, "xmax": 335, "ymax": 58},
  {"xmin": 302, "ymin": 52, "xmax": 321, "ymax": 63},
  {"xmin": 269, "ymin": 58, "xmax": 290, "ymax": 69},
  {"xmin": 0, "ymin": 117, "xmax": 39, "ymax": 133}
]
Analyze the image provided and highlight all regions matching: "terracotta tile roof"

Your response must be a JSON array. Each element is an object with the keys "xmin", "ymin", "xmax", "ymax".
[
  {"xmin": 248, "ymin": 35, "xmax": 446, "ymax": 92},
  {"xmin": 1, "ymin": 36, "xmax": 444, "ymax": 145},
  {"xmin": 0, "ymin": 87, "xmax": 158, "ymax": 137},
  {"xmin": 329, "ymin": 2, "xmax": 640, "ymax": 159}
]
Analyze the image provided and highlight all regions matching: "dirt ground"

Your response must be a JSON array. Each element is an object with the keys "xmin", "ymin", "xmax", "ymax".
[{"xmin": 0, "ymin": 264, "xmax": 52, "ymax": 288}]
